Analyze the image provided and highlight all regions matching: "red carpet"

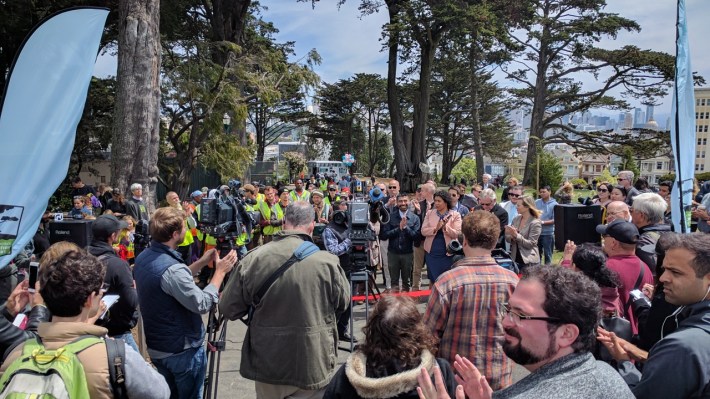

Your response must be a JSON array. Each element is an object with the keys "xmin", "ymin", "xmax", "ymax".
[{"xmin": 352, "ymin": 289, "xmax": 431, "ymax": 301}]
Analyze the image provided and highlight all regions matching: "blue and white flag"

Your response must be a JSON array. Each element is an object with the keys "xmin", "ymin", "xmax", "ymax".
[
  {"xmin": 0, "ymin": 8, "xmax": 109, "ymax": 267},
  {"xmin": 670, "ymin": 0, "xmax": 696, "ymax": 233}
]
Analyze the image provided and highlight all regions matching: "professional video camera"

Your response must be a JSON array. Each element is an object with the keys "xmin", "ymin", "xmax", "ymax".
[
  {"xmin": 331, "ymin": 200, "xmax": 377, "ymax": 273},
  {"xmin": 134, "ymin": 219, "xmax": 150, "ymax": 249},
  {"xmin": 446, "ymin": 239, "xmax": 519, "ymax": 274},
  {"xmin": 198, "ymin": 179, "xmax": 257, "ymax": 255}
]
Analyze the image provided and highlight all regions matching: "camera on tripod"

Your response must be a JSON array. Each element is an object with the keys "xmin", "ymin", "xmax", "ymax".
[
  {"xmin": 198, "ymin": 180, "xmax": 258, "ymax": 253},
  {"xmin": 134, "ymin": 219, "xmax": 150, "ymax": 248},
  {"xmin": 331, "ymin": 201, "xmax": 379, "ymax": 273}
]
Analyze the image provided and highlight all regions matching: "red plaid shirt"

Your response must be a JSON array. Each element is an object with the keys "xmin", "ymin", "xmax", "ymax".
[{"xmin": 423, "ymin": 256, "xmax": 519, "ymax": 390}]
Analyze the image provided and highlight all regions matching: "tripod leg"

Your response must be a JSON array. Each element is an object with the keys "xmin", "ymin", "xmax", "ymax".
[{"xmin": 349, "ymin": 278, "xmax": 355, "ymax": 353}]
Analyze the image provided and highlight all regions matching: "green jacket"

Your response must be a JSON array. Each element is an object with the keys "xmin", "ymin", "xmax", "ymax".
[{"xmin": 219, "ymin": 231, "xmax": 350, "ymax": 390}]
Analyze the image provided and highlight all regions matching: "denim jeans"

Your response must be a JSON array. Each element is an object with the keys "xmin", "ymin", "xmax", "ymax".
[
  {"xmin": 111, "ymin": 332, "xmax": 139, "ymax": 353},
  {"xmin": 538, "ymin": 235, "xmax": 554, "ymax": 265},
  {"xmin": 152, "ymin": 345, "xmax": 206, "ymax": 399}
]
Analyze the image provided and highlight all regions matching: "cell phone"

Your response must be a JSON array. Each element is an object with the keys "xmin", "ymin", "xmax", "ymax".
[{"xmin": 28, "ymin": 262, "xmax": 39, "ymax": 293}]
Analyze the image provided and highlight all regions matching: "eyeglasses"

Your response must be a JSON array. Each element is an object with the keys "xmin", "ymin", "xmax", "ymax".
[
  {"xmin": 597, "ymin": 188, "xmax": 608, "ymax": 192},
  {"xmin": 328, "ymin": 188, "xmax": 337, "ymax": 191},
  {"xmin": 388, "ymin": 186, "xmax": 398, "ymax": 189},
  {"xmin": 480, "ymin": 202, "xmax": 493, "ymax": 207},
  {"xmin": 618, "ymin": 178, "xmax": 627, "ymax": 181},
  {"xmin": 499, "ymin": 302, "xmax": 560, "ymax": 326},
  {"xmin": 508, "ymin": 193, "xmax": 520, "ymax": 198}
]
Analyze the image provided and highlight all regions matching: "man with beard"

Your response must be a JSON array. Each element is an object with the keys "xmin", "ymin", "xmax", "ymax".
[
  {"xmin": 417, "ymin": 265, "xmax": 633, "ymax": 399},
  {"xmin": 380, "ymin": 193, "xmax": 420, "ymax": 292}
]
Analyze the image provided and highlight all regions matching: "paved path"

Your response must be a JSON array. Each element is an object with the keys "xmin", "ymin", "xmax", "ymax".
[{"xmin": 206, "ymin": 274, "xmax": 529, "ymax": 398}]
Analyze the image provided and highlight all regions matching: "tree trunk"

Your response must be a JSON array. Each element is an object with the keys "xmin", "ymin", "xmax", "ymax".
[
  {"xmin": 411, "ymin": 40, "xmax": 438, "ymax": 189},
  {"xmin": 111, "ymin": 0, "xmax": 161, "ymax": 211},
  {"xmin": 208, "ymin": 0, "xmax": 252, "ymax": 65},
  {"xmin": 386, "ymin": 0, "xmax": 410, "ymax": 188},
  {"xmin": 468, "ymin": 39, "xmax": 485, "ymax": 183}
]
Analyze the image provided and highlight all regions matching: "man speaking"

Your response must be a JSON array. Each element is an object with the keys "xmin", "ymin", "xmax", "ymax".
[{"xmin": 220, "ymin": 201, "xmax": 349, "ymax": 398}]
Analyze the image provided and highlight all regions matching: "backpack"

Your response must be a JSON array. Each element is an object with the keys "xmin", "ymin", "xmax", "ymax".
[{"xmin": 0, "ymin": 336, "xmax": 127, "ymax": 399}]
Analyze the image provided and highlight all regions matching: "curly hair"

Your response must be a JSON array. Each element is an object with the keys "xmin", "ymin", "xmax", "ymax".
[
  {"xmin": 571, "ymin": 243, "xmax": 619, "ymax": 288},
  {"xmin": 39, "ymin": 249, "xmax": 106, "ymax": 317},
  {"xmin": 522, "ymin": 265, "xmax": 601, "ymax": 353},
  {"xmin": 359, "ymin": 296, "xmax": 438, "ymax": 370},
  {"xmin": 462, "ymin": 210, "xmax": 500, "ymax": 250},
  {"xmin": 433, "ymin": 190, "xmax": 453, "ymax": 210}
]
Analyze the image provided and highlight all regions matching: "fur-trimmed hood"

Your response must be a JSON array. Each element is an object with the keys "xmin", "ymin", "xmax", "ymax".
[{"xmin": 344, "ymin": 350, "xmax": 436, "ymax": 399}]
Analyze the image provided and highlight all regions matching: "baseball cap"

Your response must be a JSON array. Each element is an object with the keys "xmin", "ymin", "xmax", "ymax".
[
  {"xmin": 201, "ymin": 186, "xmax": 209, "ymax": 194},
  {"xmin": 92, "ymin": 214, "xmax": 128, "ymax": 241},
  {"xmin": 595, "ymin": 219, "xmax": 639, "ymax": 244},
  {"xmin": 190, "ymin": 190, "xmax": 203, "ymax": 198}
]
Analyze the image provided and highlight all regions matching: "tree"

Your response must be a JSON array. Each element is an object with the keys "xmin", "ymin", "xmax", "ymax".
[
  {"xmin": 72, "ymin": 77, "xmax": 116, "ymax": 175},
  {"xmin": 532, "ymin": 151, "xmax": 563, "ymax": 190},
  {"xmin": 111, "ymin": 0, "xmax": 161, "ymax": 211},
  {"xmin": 427, "ymin": 35, "xmax": 513, "ymax": 182},
  {"xmin": 309, "ymin": 74, "xmax": 391, "ymax": 175},
  {"xmin": 598, "ymin": 167, "xmax": 617, "ymax": 185},
  {"xmin": 619, "ymin": 146, "xmax": 640, "ymax": 182},
  {"xmin": 451, "ymin": 158, "xmax": 476, "ymax": 182},
  {"xmin": 282, "ymin": 151, "xmax": 306, "ymax": 183},
  {"xmin": 505, "ymin": 0, "xmax": 682, "ymax": 185}
]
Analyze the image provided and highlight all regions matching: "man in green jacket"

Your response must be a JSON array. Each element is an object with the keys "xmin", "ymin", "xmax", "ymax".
[{"xmin": 219, "ymin": 201, "xmax": 350, "ymax": 399}]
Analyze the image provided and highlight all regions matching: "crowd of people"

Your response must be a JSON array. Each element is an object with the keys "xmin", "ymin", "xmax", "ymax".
[{"xmin": 0, "ymin": 169, "xmax": 707, "ymax": 399}]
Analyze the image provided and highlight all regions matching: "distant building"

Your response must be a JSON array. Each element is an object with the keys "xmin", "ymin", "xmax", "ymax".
[
  {"xmin": 695, "ymin": 88, "xmax": 710, "ymax": 173},
  {"xmin": 646, "ymin": 104, "xmax": 655, "ymax": 123}
]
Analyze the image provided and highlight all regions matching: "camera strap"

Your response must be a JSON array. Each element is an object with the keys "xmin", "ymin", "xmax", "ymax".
[
  {"xmin": 625, "ymin": 260, "xmax": 646, "ymax": 318},
  {"xmin": 240, "ymin": 241, "xmax": 319, "ymax": 326}
]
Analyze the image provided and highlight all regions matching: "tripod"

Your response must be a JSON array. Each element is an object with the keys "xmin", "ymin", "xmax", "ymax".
[
  {"xmin": 202, "ymin": 238, "xmax": 241, "ymax": 399},
  {"xmin": 203, "ymin": 304, "xmax": 227, "ymax": 399},
  {"xmin": 345, "ymin": 269, "xmax": 382, "ymax": 352}
]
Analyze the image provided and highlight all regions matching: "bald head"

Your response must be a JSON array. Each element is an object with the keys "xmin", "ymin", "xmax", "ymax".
[{"xmin": 606, "ymin": 201, "xmax": 630, "ymax": 223}]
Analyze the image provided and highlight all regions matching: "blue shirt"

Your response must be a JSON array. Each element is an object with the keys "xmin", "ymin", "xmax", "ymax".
[{"xmin": 535, "ymin": 197, "xmax": 557, "ymax": 236}]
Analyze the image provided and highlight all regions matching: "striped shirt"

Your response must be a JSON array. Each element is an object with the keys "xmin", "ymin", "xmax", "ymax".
[{"xmin": 423, "ymin": 256, "xmax": 519, "ymax": 390}]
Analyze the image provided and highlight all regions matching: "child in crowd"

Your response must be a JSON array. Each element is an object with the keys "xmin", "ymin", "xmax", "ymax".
[
  {"xmin": 69, "ymin": 196, "xmax": 94, "ymax": 219},
  {"xmin": 114, "ymin": 215, "xmax": 136, "ymax": 263}
]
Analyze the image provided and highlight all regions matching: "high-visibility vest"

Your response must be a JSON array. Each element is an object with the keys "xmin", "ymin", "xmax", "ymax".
[
  {"xmin": 324, "ymin": 195, "xmax": 340, "ymax": 207},
  {"xmin": 194, "ymin": 204, "xmax": 217, "ymax": 245},
  {"xmin": 256, "ymin": 193, "xmax": 265, "ymax": 203},
  {"xmin": 319, "ymin": 180, "xmax": 328, "ymax": 191},
  {"xmin": 260, "ymin": 200, "xmax": 276, "ymax": 235},
  {"xmin": 290, "ymin": 190, "xmax": 310, "ymax": 202},
  {"xmin": 271, "ymin": 203, "xmax": 286, "ymax": 234}
]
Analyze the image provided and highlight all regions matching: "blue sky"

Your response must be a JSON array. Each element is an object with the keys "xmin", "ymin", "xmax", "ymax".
[{"xmin": 93, "ymin": 0, "xmax": 710, "ymax": 115}]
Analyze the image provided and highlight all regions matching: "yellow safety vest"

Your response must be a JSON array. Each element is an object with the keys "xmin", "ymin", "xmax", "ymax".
[
  {"xmin": 324, "ymin": 195, "xmax": 340, "ymax": 207},
  {"xmin": 260, "ymin": 201, "xmax": 276, "ymax": 236},
  {"xmin": 290, "ymin": 190, "xmax": 310, "ymax": 202},
  {"xmin": 194, "ymin": 204, "xmax": 216, "ymax": 245},
  {"xmin": 271, "ymin": 203, "xmax": 285, "ymax": 234}
]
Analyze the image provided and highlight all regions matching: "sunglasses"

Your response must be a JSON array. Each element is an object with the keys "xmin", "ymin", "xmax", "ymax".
[
  {"xmin": 328, "ymin": 188, "xmax": 337, "ymax": 191},
  {"xmin": 480, "ymin": 202, "xmax": 493, "ymax": 206},
  {"xmin": 598, "ymin": 188, "xmax": 608, "ymax": 192},
  {"xmin": 388, "ymin": 186, "xmax": 398, "ymax": 189},
  {"xmin": 508, "ymin": 193, "xmax": 520, "ymax": 198}
]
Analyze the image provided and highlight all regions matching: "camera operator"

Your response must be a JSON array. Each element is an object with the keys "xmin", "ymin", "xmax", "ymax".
[
  {"xmin": 323, "ymin": 200, "xmax": 357, "ymax": 343},
  {"xmin": 134, "ymin": 207, "xmax": 237, "ymax": 399}
]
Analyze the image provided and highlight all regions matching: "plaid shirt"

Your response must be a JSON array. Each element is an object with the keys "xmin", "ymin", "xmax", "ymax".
[{"xmin": 423, "ymin": 256, "xmax": 519, "ymax": 390}]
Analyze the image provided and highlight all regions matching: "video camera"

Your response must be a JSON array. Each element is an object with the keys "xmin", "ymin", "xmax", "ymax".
[
  {"xmin": 331, "ymin": 200, "xmax": 378, "ymax": 273},
  {"xmin": 198, "ymin": 179, "xmax": 258, "ymax": 254}
]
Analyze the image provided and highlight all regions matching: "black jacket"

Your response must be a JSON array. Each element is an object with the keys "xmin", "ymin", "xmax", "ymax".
[
  {"xmin": 0, "ymin": 305, "xmax": 50, "ymax": 361},
  {"xmin": 636, "ymin": 223, "xmax": 671, "ymax": 275},
  {"xmin": 474, "ymin": 203, "xmax": 508, "ymax": 249},
  {"xmin": 380, "ymin": 209, "xmax": 421, "ymax": 254},
  {"xmin": 87, "ymin": 241, "xmax": 139, "ymax": 336}
]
